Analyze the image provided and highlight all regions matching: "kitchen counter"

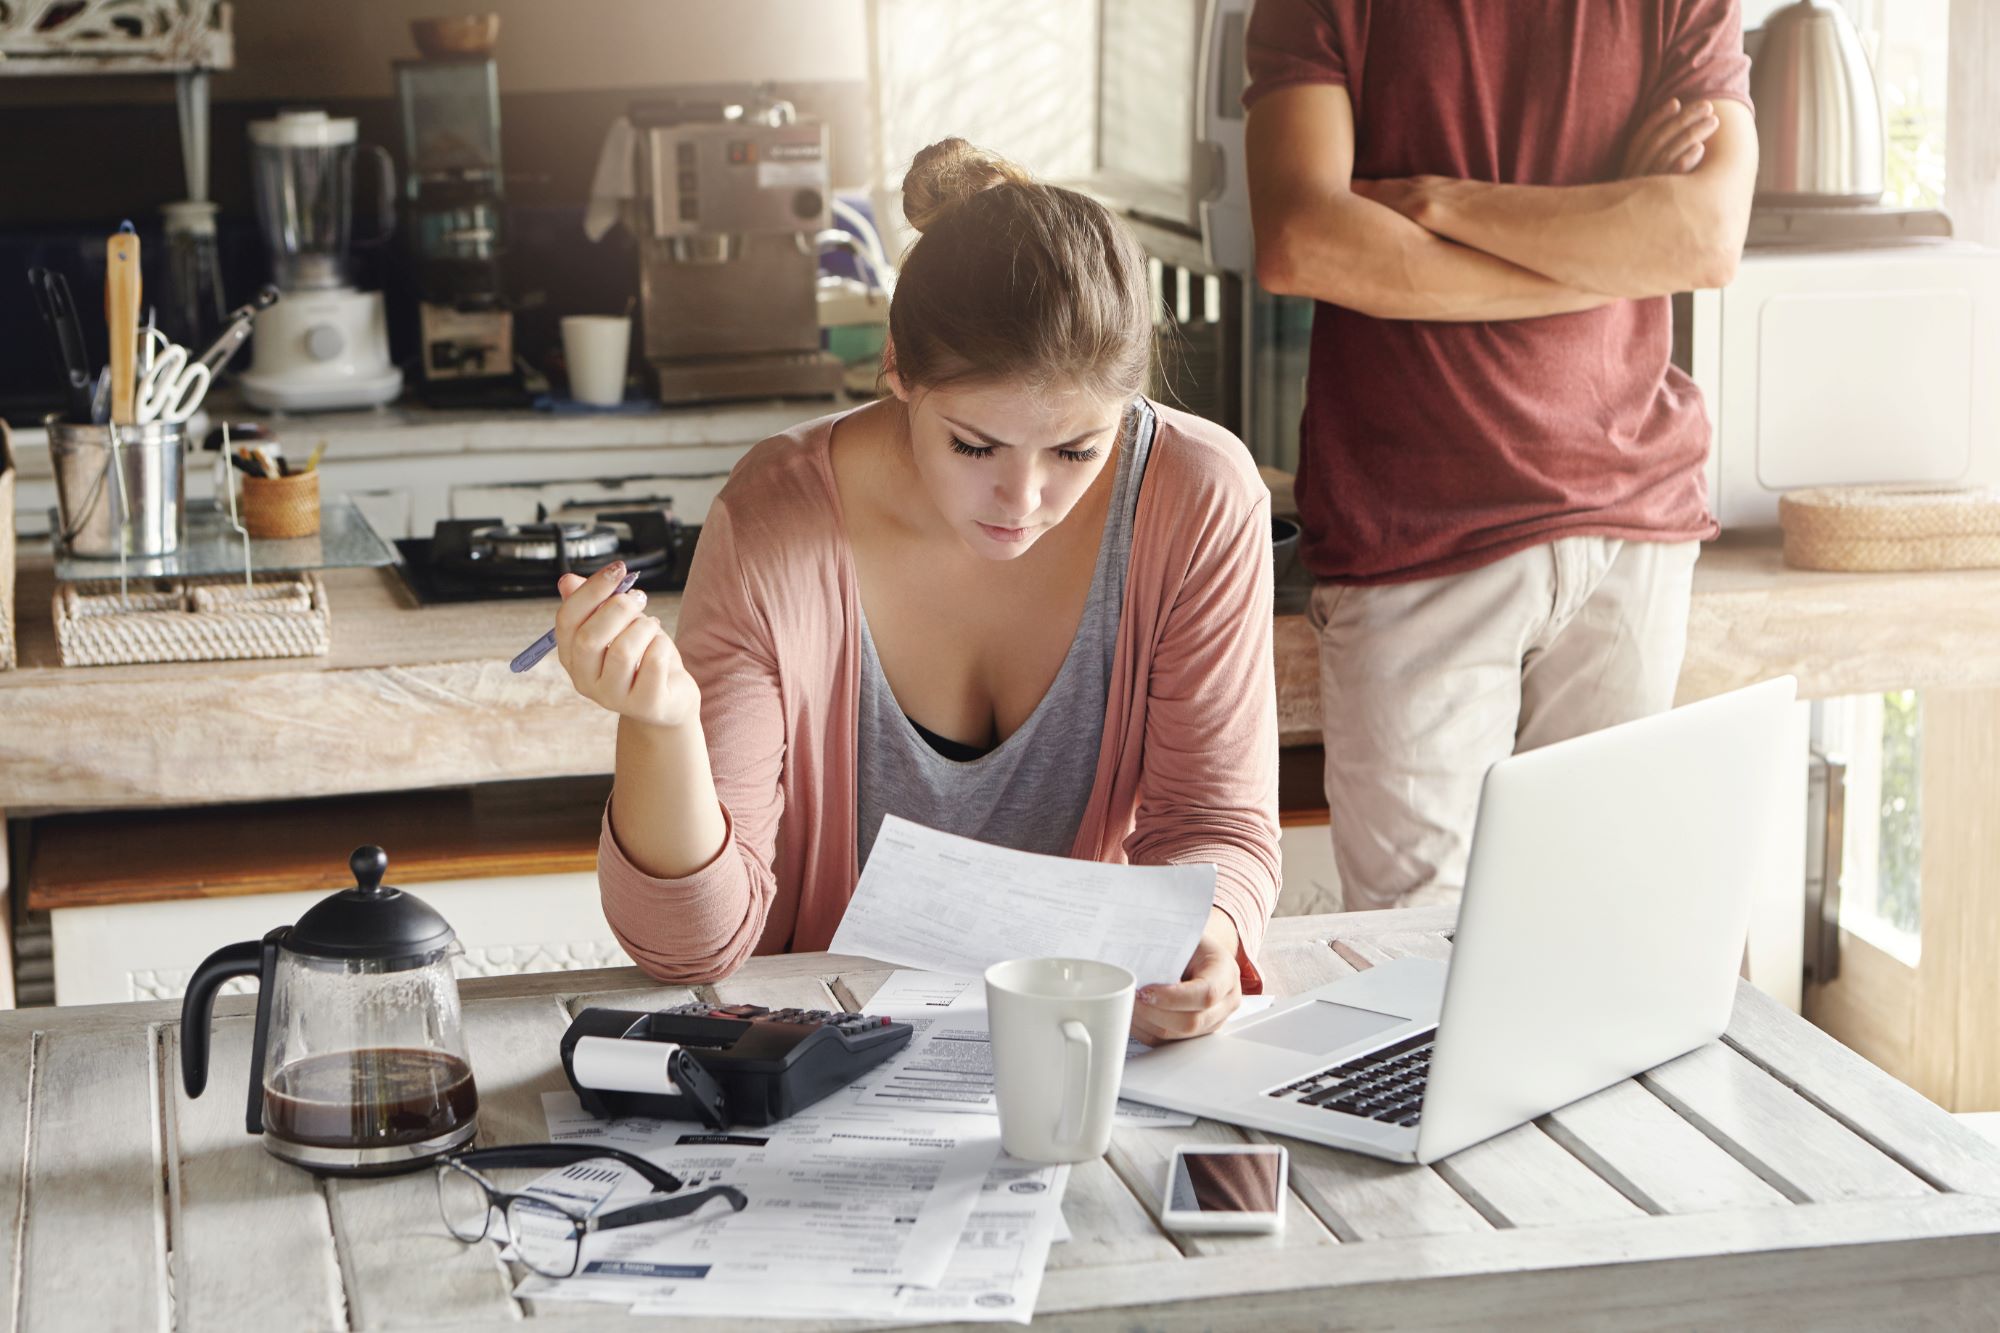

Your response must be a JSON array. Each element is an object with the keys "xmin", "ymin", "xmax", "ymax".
[
  {"xmin": 6, "ymin": 531, "xmax": 2000, "ymax": 811},
  {"xmin": 6, "ymin": 395, "xmax": 837, "ymax": 481},
  {"xmin": 6, "ymin": 908, "xmax": 2000, "ymax": 1331}
]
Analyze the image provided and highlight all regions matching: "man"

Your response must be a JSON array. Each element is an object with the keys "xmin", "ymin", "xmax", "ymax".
[{"xmin": 1242, "ymin": 2, "xmax": 1757, "ymax": 909}]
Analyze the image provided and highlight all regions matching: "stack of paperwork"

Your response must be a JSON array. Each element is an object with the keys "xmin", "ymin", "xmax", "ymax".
[{"xmin": 510, "ymin": 818, "xmax": 1222, "ymax": 1322}]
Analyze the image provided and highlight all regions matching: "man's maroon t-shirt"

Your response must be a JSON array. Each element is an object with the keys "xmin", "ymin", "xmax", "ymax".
[{"xmin": 1243, "ymin": 0, "xmax": 1750, "ymax": 584}]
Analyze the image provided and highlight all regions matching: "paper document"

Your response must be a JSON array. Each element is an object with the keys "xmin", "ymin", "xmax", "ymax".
[
  {"xmin": 857, "ymin": 970, "xmax": 1197, "ymax": 1128},
  {"xmin": 629, "ymin": 1159, "xmax": 1071, "ymax": 1324},
  {"xmin": 524, "ymin": 1089, "xmax": 998, "ymax": 1292},
  {"xmin": 831, "ymin": 816, "xmax": 1216, "ymax": 986}
]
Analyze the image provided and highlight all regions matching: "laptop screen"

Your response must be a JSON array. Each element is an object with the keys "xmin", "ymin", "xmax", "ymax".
[{"xmin": 1232, "ymin": 1001, "xmax": 1408, "ymax": 1056}]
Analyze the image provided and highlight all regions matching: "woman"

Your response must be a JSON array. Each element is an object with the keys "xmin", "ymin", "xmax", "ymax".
[{"xmin": 555, "ymin": 139, "xmax": 1279, "ymax": 1042}]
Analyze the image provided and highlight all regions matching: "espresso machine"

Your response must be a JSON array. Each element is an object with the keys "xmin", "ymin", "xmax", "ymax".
[
  {"xmin": 396, "ymin": 54, "xmax": 514, "ymax": 391},
  {"xmin": 625, "ymin": 93, "xmax": 844, "ymax": 403},
  {"xmin": 239, "ymin": 111, "xmax": 404, "ymax": 412}
]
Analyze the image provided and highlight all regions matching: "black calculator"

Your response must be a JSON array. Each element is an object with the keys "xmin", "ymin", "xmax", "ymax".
[{"xmin": 559, "ymin": 1001, "xmax": 914, "ymax": 1129}]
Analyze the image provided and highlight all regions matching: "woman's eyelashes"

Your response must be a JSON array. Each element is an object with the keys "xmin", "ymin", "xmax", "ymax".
[{"xmin": 949, "ymin": 435, "xmax": 1103, "ymax": 463}]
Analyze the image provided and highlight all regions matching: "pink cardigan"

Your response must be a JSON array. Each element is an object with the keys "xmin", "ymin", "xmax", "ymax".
[{"xmin": 599, "ymin": 402, "xmax": 1282, "ymax": 988}]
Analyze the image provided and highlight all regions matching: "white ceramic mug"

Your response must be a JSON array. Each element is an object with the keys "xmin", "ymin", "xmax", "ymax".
[
  {"xmin": 984, "ymin": 957, "xmax": 1136, "ymax": 1163},
  {"xmin": 560, "ymin": 315, "xmax": 631, "ymax": 407}
]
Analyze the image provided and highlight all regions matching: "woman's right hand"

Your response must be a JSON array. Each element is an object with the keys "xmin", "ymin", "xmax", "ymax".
[{"xmin": 554, "ymin": 562, "xmax": 702, "ymax": 729}]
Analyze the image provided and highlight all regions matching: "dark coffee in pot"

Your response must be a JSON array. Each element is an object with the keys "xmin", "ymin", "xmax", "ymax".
[{"xmin": 263, "ymin": 1048, "xmax": 479, "ymax": 1148}]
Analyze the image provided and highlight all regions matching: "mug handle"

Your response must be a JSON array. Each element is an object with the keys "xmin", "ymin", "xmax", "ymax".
[{"xmin": 1055, "ymin": 1019, "xmax": 1093, "ymax": 1150}]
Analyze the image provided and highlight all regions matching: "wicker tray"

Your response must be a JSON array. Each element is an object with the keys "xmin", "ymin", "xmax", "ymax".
[
  {"xmin": 53, "ymin": 573, "xmax": 331, "ymax": 667},
  {"xmin": 1779, "ymin": 485, "xmax": 2000, "ymax": 572}
]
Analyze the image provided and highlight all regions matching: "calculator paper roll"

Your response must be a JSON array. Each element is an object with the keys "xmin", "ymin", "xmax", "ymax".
[{"xmin": 572, "ymin": 1036, "xmax": 682, "ymax": 1094}]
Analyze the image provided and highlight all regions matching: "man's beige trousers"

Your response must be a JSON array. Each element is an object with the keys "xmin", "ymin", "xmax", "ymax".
[{"xmin": 1311, "ymin": 536, "xmax": 1701, "ymax": 911}]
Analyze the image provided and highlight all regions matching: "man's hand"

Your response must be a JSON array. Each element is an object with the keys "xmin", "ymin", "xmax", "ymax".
[
  {"xmin": 1621, "ymin": 97, "xmax": 1722, "ymax": 178},
  {"xmin": 1132, "ymin": 908, "xmax": 1245, "ymax": 1045}
]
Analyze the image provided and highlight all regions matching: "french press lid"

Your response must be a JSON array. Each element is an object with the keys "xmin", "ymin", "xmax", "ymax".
[{"xmin": 287, "ymin": 846, "xmax": 456, "ymax": 966}]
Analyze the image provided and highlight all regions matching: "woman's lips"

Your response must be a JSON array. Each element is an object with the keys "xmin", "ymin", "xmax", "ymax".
[{"xmin": 977, "ymin": 522, "xmax": 1034, "ymax": 543}]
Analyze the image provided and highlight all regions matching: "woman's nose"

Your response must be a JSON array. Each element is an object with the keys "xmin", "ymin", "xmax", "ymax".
[{"xmin": 995, "ymin": 467, "xmax": 1040, "ymax": 520}]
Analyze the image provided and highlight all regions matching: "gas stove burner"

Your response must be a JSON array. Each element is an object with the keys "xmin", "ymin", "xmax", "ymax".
[
  {"xmin": 398, "ymin": 509, "xmax": 697, "ymax": 603},
  {"xmin": 470, "ymin": 520, "xmax": 624, "ymax": 564}
]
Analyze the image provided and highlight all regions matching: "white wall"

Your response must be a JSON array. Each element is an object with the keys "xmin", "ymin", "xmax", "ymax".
[{"xmin": 231, "ymin": 0, "xmax": 869, "ymax": 100}]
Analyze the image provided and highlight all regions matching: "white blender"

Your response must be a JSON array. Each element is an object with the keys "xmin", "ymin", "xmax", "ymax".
[{"xmin": 240, "ymin": 111, "xmax": 404, "ymax": 411}]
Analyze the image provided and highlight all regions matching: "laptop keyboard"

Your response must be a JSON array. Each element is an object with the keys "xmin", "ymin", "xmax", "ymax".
[{"xmin": 1265, "ymin": 1029, "xmax": 1436, "ymax": 1128}]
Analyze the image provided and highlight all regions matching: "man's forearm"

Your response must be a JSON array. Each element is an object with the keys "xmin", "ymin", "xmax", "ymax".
[
  {"xmin": 1262, "ymin": 191, "xmax": 1614, "ymax": 322},
  {"xmin": 1410, "ymin": 175, "xmax": 1743, "ymax": 299}
]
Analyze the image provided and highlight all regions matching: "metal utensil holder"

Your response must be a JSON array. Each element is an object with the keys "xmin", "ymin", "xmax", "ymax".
[{"xmin": 48, "ymin": 416, "xmax": 187, "ymax": 561}]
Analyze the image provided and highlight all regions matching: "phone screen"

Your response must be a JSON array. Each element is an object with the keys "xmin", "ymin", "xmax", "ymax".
[{"xmin": 1167, "ymin": 1147, "xmax": 1284, "ymax": 1214}]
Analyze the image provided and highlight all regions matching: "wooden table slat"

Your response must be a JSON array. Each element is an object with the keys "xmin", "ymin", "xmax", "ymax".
[
  {"xmin": 1431, "ymin": 1121, "xmax": 1648, "ymax": 1229},
  {"xmin": 1047, "ymin": 1156, "xmax": 1180, "ymax": 1271},
  {"xmin": 1257, "ymin": 1129, "xmax": 1491, "ymax": 1243},
  {"xmin": 1725, "ymin": 982, "xmax": 2000, "ymax": 1197},
  {"xmin": 16, "ymin": 1028, "xmax": 169, "ymax": 1333},
  {"xmin": 1644, "ymin": 1040, "xmax": 1935, "ymax": 1204},
  {"xmin": 462, "ymin": 994, "xmax": 591, "ymax": 1145},
  {"xmin": 0, "ymin": 1031, "xmax": 36, "ymax": 1333},
  {"xmin": 1332, "ymin": 932, "xmax": 1454, "ymax": 969},
  {"xmin": 830, "ymin": 969, "xmax": 898, "ymax": 1012},
  {"xmin": 558, "ymin": 983, "xmax": 699, "ymax": 1022},
  {"xmin": 320, "ymin": 996, "xmax": 570, "ymax": 1329},
  {"xmin": 1539, "ymin": 1076, "xmax": 1791, "ymax": 1216},
  {"xmin": 165, "ymin": 1016, "xmax": 346, "ymax": 1333},
  {"xmin": 706, "ymin": 974, "xmax": 846, "ymax": 1014},
  {"xmin": 1250, "ymin": 939, "xmax": 1358, "ymax": 996}
]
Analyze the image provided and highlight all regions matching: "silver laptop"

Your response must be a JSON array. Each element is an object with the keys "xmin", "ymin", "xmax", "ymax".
[{"xmin": 1122, "ymin": 676, "xmax": 1799, "ymax": 1164}]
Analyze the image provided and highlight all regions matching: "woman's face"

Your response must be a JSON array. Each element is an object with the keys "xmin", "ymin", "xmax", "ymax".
[{"xmin": 888, "ymin": 373, "xmax": 1127, "ymax": 562}]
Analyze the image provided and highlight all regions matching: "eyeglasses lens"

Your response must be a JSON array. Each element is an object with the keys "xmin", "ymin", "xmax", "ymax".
[
  {"xmin": 508, "ymin": 1196, "xmax": 584, "ymax": 1279},
  {"xmin": 437, "ymin": 1164, "xmax": 495, "ymax": 1243}
]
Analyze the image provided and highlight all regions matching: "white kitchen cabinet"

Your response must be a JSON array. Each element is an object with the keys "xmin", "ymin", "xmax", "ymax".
[{"xmin": 342, "ymin": 486, "xmax": 415, "ymax": 540}]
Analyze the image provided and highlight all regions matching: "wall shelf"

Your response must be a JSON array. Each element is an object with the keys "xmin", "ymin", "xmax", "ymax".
[{"xmin": 0, "ymin": 0, "xmax": 232, "ymax": 76}]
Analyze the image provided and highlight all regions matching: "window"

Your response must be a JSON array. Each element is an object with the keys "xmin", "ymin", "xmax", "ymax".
[
  {"xmin": 1815, "ymin": 690, "xmax": 1923, "ymax": 964},
  {"xmin": 1847, "ymin": 0, "xmax": 1952, "ymax": 208}
]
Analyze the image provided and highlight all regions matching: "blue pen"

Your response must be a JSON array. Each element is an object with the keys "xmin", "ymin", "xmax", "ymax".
[{"xmin": 510, "ymin": 568, "xmax": 641, "ymax": 673}]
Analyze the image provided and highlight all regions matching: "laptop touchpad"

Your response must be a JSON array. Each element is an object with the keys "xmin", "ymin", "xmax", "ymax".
[{"xmin": 1233, "ymin": 1001, "xmax": 1407, "ymax": 1056}]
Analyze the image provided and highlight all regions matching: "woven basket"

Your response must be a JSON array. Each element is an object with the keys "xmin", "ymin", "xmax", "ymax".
[
  {"xmin": 53, "ymin": 573, "xmax": 331, "ymax": 667},
  {"xmin": 0, "ymin": 420, "xmax": 14, "ymax": 670},
  {"xmin": 1779, "ymin": 486, "xmax": 2000, "ymax": 572},
  {"xmin": 240, "ymin": 470, "xmax": 321, "ymax": 539}
]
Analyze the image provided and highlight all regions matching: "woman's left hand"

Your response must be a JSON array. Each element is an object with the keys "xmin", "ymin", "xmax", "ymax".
[{"xmin": 1131, "ymin": 908, "xmax": 1244, "ymax": 1045}]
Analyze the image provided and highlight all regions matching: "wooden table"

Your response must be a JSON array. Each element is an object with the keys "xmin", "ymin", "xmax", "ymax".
[{"xmin": 6, "ymin": 909, "xmax": 2000, "ymax": 1331}]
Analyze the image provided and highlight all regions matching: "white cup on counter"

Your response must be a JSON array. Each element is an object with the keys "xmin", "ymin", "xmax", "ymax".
[
  {"xmin": 560, "ymin": 315, "xmax": 632, "ymax": 407},
  {"xmin": 984, "ymin": 957, "xmax": 1136, "ymax": 1164}
]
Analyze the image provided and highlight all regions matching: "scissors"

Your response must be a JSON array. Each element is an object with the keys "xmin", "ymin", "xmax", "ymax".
[{"xmin": 136, "ymin": 325, "xmax": 212, "ymax": 425}]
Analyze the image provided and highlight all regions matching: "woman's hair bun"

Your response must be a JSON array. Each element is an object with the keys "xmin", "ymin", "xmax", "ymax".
[{"xmin": 901, "ymin": 138, "xmax": 1036, "ymax": 234}]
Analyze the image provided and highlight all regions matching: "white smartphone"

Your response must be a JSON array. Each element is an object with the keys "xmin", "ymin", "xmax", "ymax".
[{"xmin": 1158, "ymin": 1143, "xmax": 1288, "ymax": 1234}]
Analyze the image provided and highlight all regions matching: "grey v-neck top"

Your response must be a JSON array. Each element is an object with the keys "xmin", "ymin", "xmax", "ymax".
[{"xmin": 855, "ymin": 401, "xmax": 1157, "ymax": 867}]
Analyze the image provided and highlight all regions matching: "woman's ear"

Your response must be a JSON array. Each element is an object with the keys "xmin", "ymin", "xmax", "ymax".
[{"xmin": 881, "ymin": 334, "xmax": 910, "ymax": 403}]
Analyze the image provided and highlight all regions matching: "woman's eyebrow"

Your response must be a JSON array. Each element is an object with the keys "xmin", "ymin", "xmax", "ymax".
[{"xmin": 941, "ymin": 415, "xmax": 1109, "ymax": 450}]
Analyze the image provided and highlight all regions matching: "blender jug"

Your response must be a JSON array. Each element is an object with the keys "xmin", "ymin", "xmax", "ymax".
[
  {"xmin": 250, "ymin": 110, "xmax": 396, "ymax": 291},
  {"xmin": 179, "ymin": 846, "xmax": 479, "ymax": 1176},
  {"xmin": 241, "ymin": 110, "xmax": 405, "ymax": 410}
]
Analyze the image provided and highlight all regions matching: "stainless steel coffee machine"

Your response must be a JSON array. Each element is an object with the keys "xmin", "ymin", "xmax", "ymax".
[{"xmin": 625, "ymin": 93, "xmax": 844, "ymax": 404}]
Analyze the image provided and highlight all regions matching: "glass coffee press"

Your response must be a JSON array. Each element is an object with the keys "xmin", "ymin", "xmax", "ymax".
[{"xmin": 180, "ymin": 845, "xmax": 480, "ymax": 1175}]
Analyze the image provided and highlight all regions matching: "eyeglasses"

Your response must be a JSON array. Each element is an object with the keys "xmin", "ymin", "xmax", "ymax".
[{"xmin": 435, "ymin": 1143, "xmax": 748, "ymax": 1280}]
